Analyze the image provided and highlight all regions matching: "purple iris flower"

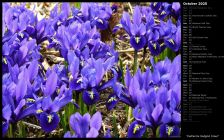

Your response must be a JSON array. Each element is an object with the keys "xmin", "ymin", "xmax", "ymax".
[
  {"xmin": 3, "ymin": 33, "xmax": 40, "ymax": 67},
  {"xmin": 54, "ymin": 21, "xmax": 100, "ymax": 60},
  {"xmin": 144, "ymin": 9, "xmax": 166, "ymax": 56},
  {"xmin": 127, "ymin": 55, "xmax": 181, "ymax": 138},
  {"xmin": 114, "ymin": 6, "xmax": 147, "ymax": 51},
  {"xmin": 127, "ymin": 120, "xmax": 146, "ymax": 138},
  {"xmin": 70, "ymin": 56, "xmax": 115, "ymax": 105},
  {"xmin": 64, "ymin": 111, "xmax": 102, "ymax": 138},
  {"xmin": 159, "ymin": 19, "xmax": 180, "ymax": 52},
  {"xmin": 151, "ymin": 2, "xmax": 179, "ymax": 20},
  {"xmin": 100, "ymin": 67, "xmax": 137, "ymax": 110},
  {"xmin": 2, "ymin": 105, "xmax": 12, "ymax": 136},
  {"xmin": 2, "ymin": 3, "xmax": 10, "ymax": 35},
  {"xmin": 80, "ymin": 3, "xmax": 112, "ymax": 30},
  {"xmin": 157, "ymin": 3, "xmax": 172, "ymax": 20},
  {"xmin": 3, "ymin": 3, "xmax": 35, "ymax": 35},
  {"xmin": 113, "ymin": 2, "xmax": 181, "ymax": 56},
  {"xmin": 172, "ymin": 2, "xmax": 181, "ymax": 13},
  {"xmin": 129, "ymin": 6, "xmax": 147, "ymax": 50},
  {"xmin": 159, "ymin": 124, "xmax": 180, "ymax": 137},
  {"xmin": 171, "ymin": 2, "xmax": 181, "ymax": 20},
  {"xmin": 147, "ymin": 27, "xmax": 163, "ymax": 56},
  {"xmin": 2, "ymin": 59, "xmax": 42, "ymax": 135},
  {"xmin": 150, "ymin": 2, "xmax": 162, "ymax": 12},
  {"xmin": 35, "ymin": 83, "xmax": 77, "ymax": 133}
]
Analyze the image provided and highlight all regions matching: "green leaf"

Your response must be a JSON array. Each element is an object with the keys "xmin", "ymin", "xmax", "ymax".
[
  {"xmin": 142, "ymin": 127, "xmax": 148, "ymax": 138},
  {"xmin": 64, "ymin": 61, "xmax": 68, "ymax": 69},
  {"xmin": 18, "ymin": 121, "xmax": 26, "ymax": 138},
  {"xmin": 119, "ymin": 58, "xmax": 125, "ymax": 85},
  {"xmin": 74, "ymin": 2, "xmax": 81, "ymax": 9},
  {"xmin": 79, "ymin": 93, "xmax": 87, "ymax": 115},
  {"xmin": 112, "ymin": 112, "xmax": 119, "ymax": 138},
  {"xmin": 156, "ymin": 126, "xmax": 160, "ymax": 138}
]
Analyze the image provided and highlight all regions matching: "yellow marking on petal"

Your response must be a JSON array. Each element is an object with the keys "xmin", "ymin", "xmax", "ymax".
[
  {"xmin": 166, "ymin": 126, "xmax": 174, "ymax": 136},
  {"xmin": 19, "ymin": 33, "xmax": 24, "ymax": 38},
  {"xmin": 80, "ymin": 61, "xmax": 84, "ymax": 67},
  {"xmin": 89, "ymin": 91, "xmax": 94, "ymax": 100},
  {"xmin": 77, "ymin": 13, "xmax": 82, "ymax": 16},
  {"xmin": 57, "ymin": 21, "xmax": 62, "ymax": 26},
  {"xmin": 153, "ymin": 43, "xmax": 157, "ymax": 50},
  {"xmin": 76, "ymin": 78, "xmax": 82, "ymax": 83},
  {"xmin": 169, "ymin": 39, "xmax": 175, "ymax": 45},
  {"xmin": 3, "ymin": 58, "xmax": 7, "ymax": 64},
  {"xmin": 133, "ymin": 124, "xmax": 142, "ymax": 134},
  {"xmin": 67, "ymin": 16, "xmax": 74, "ymax": 20},
  {"xmin": 106, "ymin": 52, "xmax": 112, "ymax": 56},
  {"xmin": 161, "ymin": 11, "xmax": 166, "ymax": 15},
  {"xmin": 57, "ymin": 89, "xmax": 60, "ymax": 94},
  {"xmin": 98, "ymin": 19, "xmax": 104, "ymax": 24},
  {"xmin": 135, "ymin": 37, "xmax": 140, "ymax": 44},
  {"xmin": 108, "ymin": 97, "xmax": 117, "ymax": 103},
  {"xmin": 26, "ymin": 98, "xmax": 35, "ymax": 103},
  {"xmin": 47, "ymin": 115, "xmax": 53, "ymax": 123},
  {"xmin": 154, "ymin": 19, "xmax": 160, "ymax": 23},
  {"xmin": 160, "ymin": 43, "xmax": 165, "ymax": 47},
  {"xmin": 36, "ymin": 109, "xmax": 43, "ymax": 114},
  {"xmin": 117, "ymin": 24, "xmax": 122, "ymax": 27},
  {"xmin": 153, "ymin": 2, "xmax": 157, "ymax": 7},
  {"xmin": 154, "ymin": 86, "xmax": 159, "ymax": 91}
]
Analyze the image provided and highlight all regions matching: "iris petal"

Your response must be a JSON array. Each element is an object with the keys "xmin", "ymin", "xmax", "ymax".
[
  {"xmin": 133, "ymin": 6, "xmax": 141, "ymax": 26},
  {"xmin": 38, "ymin": 112, "xmax": 60, "ymax": 133},
  {"xmin": 80, "ymin": 113, "xmax": 91, "ymax": 138},
  {"xmin": 130, "ymin": 35, "xmax": 146, "ymax": 51},
  {"xmin": 16, "ymin": 78, "xmax": 27, "ymax": 102},
  {"xmin": 90, "ymin": 111, "xmax": 102, "ymax": 131},
  {"xmin": 127, "ymin": 121, "xmax": 146, "ymax": 138},
  {"xmin": 152, "ymin": 104, "xmax": 163, "ymax": 123},
  {"xmin": 70, "ymin": 112, "xmax": 82, "ymax": 136},
  {"xmin": 82, "ymin": 89, "xmax": 100, "ymax": 105},
  {"xmin": 161, "ymin": 108, "xmax": 172, "ymax": 124},
  {"xmin": 86, "ymin": 127, "xmax": 99, "ymax": 138},
  {"xmin": 159, "ymin": 124, "xmax": 180, "ymax": 137},
  {"xmin": 106, "ymin": 93, "xmax": 119, "ymax": 111},
  {"xmin": 2, "ymin": 122, "xmax": 9, "ymax": 137},
  {"xmin": 44, "ymin": 71, "xmax": 58, "ymax": 96},
  {"xmin": 148, "ymin": 41, "xmax": 162, "ymax": 56},
  {"xmin": 64, "ymin": 131, "xmax": 77, "ymax": 138},
  {"xmin": 3, "ymin": 105, "xmax": 12, "ymax": 122},
  {"xmin": 27, "ymin": 60, "xmax": 39, "ymax": 82}
]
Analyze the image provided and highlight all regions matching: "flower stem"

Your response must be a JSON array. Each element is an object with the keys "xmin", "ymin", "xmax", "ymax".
[
  {"xmin": 127, "ymin": 107, "xmax": 132, "ymax": 122},
  {"xmin": 128, "ymin": 50, "xmax": 138, "ymax": 121},
  {"xmin": 79, "ymin": 92, "xmax": 87, "ymax": 115},
  {"xmin": 8, "ymin": 124, "xmax": 13, "ymax": 138},
  {"xmin": 9, "ymin": 123, "xmax": 17, "ymax": 138},
  {"xmin": 141, "ymin": 46, "xmax": 147, "ymax": 71},
  {"xmin": 18, "ymin": 121, "xmax": 26, "ymax": 138},
  {"xmin": 89, "ymin": 104, "xmax": 96, "ymax": 115},
  {"xmin": 133, "ymin": 50, "xmax": 138, "ymax": 73},
  {"xmin": 112, "ymin": 112, "xmax": 119, "ymax": 138}
]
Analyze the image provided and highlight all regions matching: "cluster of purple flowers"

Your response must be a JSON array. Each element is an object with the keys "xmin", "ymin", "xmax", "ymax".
[
  {"xmin": 64, "ymin": 111, "xmax": 102, "ymax": 138},
  {"xmin": 104, "ymin": 55, "xmax": 181, "ymax": 137},
  {"xmin": 2, "ymin": 2, "xmax": 115, "ymax": 136},
  {"xmin": 2, "ymin": 2, "xmax": 181, "ymax": 138},
  {"xmin": 114, "ymin": 2, "xmax": 181, "ymax": 55}
]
